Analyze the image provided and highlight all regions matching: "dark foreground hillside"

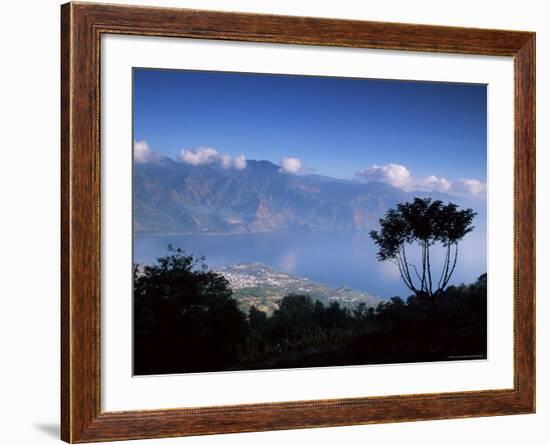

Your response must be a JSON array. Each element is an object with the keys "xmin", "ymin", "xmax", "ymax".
[{"xmin": 133, "ymin": 248, "xmax": 486, "ymax": 375}]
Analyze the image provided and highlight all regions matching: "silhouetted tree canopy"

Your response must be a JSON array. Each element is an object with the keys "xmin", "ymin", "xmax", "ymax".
[
  {"xmin": 134, "ymin": 246, "xmax": 248, "ymax": 374},
  {"xmin": 370, "ymin": 198, "xmax": 476, "ymax": 302},
  {"xmin": 134, "ymin": 245, "xmax": 486, "ymax": 374}
]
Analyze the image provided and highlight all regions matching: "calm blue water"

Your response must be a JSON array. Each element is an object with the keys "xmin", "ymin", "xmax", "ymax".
[{"xmin": 134, "ymin": 228, "xmax": 486, "ymax": 299}]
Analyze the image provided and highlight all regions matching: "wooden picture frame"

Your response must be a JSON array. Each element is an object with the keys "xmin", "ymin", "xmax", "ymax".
[{"xmin": 61, "ymin": 2, "xmax": 535, "ymax": 442}]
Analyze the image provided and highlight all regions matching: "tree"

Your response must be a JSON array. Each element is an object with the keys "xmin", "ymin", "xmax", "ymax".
[
  {"xmin": 248, "ymin": 305, "xmax": 269, "ymax": 333},
  {"xmin": 133, "ymin": 246, "xmax": 248, "ymax": 374},
  {"xmin": 271, "ymin": 294, "xmax": 316, "ymax": 340},
  {"xmin": 370, "ymin": 198, "xmax": 476, "ymax": 302}
]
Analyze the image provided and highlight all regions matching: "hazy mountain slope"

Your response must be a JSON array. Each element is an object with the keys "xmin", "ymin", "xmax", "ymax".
[
  {"xmin": 133, "ymin": 157, "xmax": 460, "ymax": 234},
  {"xmin": 215, "ymin": 263, "xmax": 381, "ymax": 314}
]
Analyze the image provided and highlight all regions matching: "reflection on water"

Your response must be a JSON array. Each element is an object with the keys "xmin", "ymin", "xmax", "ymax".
[{"xmin": 134, "ymin": 228, "xmax": 486, "ymax": 299}]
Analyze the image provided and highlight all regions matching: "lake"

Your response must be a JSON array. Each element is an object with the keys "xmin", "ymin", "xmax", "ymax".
[{"xmin": 134, "ymin": 228, "xmax": 486, "ymax": 299}]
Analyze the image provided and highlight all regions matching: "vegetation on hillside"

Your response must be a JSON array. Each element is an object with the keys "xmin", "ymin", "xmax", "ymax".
[{"xmin": 134, "ymin": 246, "xmax": 487, "ymax": 375}]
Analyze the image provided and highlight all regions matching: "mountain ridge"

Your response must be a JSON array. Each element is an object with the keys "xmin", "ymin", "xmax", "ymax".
[{"xmin": 134, "ymin": 156, "xmax": 463, "ymax": 235}]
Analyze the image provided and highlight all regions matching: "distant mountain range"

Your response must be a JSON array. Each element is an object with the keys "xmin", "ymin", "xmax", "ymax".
[
  {"xmin": 134, "ymin": 157, "xmax": 462, "ymax": 234},
  {"xmin": 215, "ymin": 263, "xmax": 381, "ymax": 314}
]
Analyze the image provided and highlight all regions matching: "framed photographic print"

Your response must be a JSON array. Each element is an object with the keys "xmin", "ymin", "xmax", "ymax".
[{"xmin": 61, "ymin": 2, "xmax": 535, "ymax": 442}]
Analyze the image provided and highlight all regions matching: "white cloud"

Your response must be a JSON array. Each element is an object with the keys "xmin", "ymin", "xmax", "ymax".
[
  {"xmin": 234, "ymin": 154, "xmax": 247, "ymax": 170},
  {"xmin": 178, "ymin": 147, "xmax": 247, "ymax": 170},
  {"xmin": 416, "ymin": 175, "xmax": 451, "ymax": 193},
  {"xmin": 356, "ymin": 163, "xmax": 485, "ymax": 197},
  {"xmin": 178, "ymin": 147, "xmax": 219, "ymax": 166},
  {"xmin": 134, "ymin": 140, "xmax": 158, "ymax": 164},
  {"xmin": 356, "ymin": 163, "xmax": 412, "ymax": 188},
  {"xmin": 449, "ymin": 178, "xmax": 487, "ymax": 196},
  {"xmin": 220, "ymin": 154, "xmax": 233, "ymax": 169},
  {"xmin": 280, "ymin": 157, "xmax": 303, "ymax": 174}
]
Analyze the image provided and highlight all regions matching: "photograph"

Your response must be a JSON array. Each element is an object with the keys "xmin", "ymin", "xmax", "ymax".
[
  {"xmin": 46, "ymin": 1, "xmax": 537, "ymax": 442},
  {"xmin": 132, "ymin": 68, "xmax": 488, "ymax": 375}
]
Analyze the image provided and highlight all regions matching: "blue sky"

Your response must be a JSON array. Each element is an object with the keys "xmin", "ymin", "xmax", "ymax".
[{"xmin": 133, "ymin": 68, "xmax": 486, "ymax": 190}]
